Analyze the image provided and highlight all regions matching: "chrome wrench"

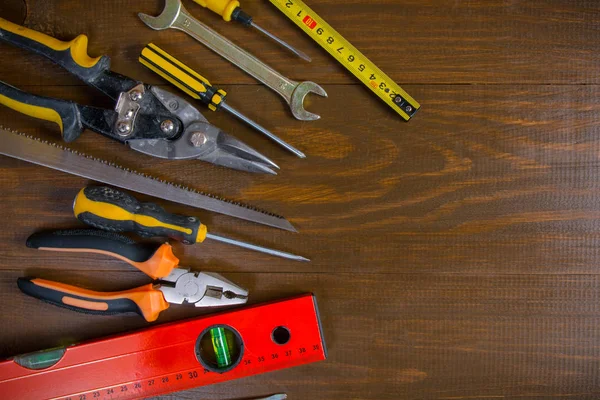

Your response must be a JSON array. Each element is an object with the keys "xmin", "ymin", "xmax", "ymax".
[{"xmin": 139, "ymin": 0, "xmax": 327, "ymax": 121}]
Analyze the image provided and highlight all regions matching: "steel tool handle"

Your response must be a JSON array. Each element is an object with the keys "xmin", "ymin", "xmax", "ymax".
[
  {"xmin": 27, "ymin": 229, "xmax": 179, "ymax": 280},
  {"xmin": 74, "ymin": 186, "xmax": 208, "ymax": 245},
  {"xmin": 0, "ymin": 17, "xmax": 110, "ymax": 85},
  {"xmin": 0, "ymin": 81, "xmax": 84, "ymax": 142},
  {"xmin": 139, "ymin": 43, "xmax": 227, "ymax": 111},
  {"xmin": 17, "ymin": 278, "xmax": 169, "ymax": 322}
]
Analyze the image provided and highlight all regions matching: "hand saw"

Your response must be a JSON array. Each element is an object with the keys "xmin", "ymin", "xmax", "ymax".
[{"xmin": 0, "ymin": 126, "xmax": 295, "ymax": 231}]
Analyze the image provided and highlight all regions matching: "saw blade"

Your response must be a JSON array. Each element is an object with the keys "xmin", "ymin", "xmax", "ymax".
[{"xmin": 0, "ymin": 127, "xmax": 296, "ymax": 232}]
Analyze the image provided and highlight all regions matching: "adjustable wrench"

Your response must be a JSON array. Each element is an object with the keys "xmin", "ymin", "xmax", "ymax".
[{"xmin": 139, "ymin": 0, "xmax": 327, "ymax": 121}]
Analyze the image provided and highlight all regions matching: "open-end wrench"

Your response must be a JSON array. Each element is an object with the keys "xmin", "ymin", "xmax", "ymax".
[{"xmin": 139, "ymin": 0, "xmax": 327, "ymax": 121}]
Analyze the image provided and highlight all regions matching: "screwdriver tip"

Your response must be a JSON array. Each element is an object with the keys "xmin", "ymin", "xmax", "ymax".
[
  {"xmin": 298, "ymin": 52, "xmax": 312, "ymax": 63},
  {"xmin": 250, "ymin": 22, "xmax": 311, "ymax": 62}
]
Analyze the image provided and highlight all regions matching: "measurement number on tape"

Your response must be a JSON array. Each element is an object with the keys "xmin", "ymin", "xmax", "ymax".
[{"xmin": 270, "ymin": 0, "xmax": 420, "ymax": 120}]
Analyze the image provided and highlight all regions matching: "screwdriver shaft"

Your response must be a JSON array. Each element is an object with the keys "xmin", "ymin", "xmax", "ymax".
[
  {"xmin": 206, "ymin": 233, "xmax": 310, "ymax": 262},
  {"xmin": 250, "ymin": 21, "xmax": 312, "ymax": 62},
  {"xmin": 221, "ymin": 102, "xmax": 306, "ymax": 158}
]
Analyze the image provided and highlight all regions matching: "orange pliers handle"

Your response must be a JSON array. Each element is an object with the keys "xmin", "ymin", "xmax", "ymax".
[
  {"xmin": 26, "ymin": 229, "xmax": 179, "ymax": 279},
  {"xmin": 20, "ymin": 229, "xmax": 180, "ymax": 321},
  {"xmin": 17, "ymin": 278, "xmax": 169, "ymax": 322}
]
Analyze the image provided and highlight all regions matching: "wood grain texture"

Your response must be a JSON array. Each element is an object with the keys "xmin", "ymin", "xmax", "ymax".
[{"xmin": 1, "ymin": 0, "xmax": 600, "ymax": 399}]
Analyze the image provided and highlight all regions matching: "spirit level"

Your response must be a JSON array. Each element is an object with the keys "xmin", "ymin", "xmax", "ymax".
[
  {"xmin": 268, "ymin": 0, "xmax": 420, "ymax": 121},
  {"xmin": 0, "ymin": 294, "xmax": 326, "ymax": 400}
]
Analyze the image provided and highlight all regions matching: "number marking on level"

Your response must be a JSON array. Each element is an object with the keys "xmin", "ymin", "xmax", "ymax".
[{"xmin": 56, "ymin": 343, "xmax": 323, "ymax": 400}]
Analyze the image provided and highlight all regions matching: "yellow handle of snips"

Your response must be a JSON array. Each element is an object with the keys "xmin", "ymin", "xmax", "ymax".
[{"xmin": 0, "ymin": 18, "xmax": 105, "ymax": 141}]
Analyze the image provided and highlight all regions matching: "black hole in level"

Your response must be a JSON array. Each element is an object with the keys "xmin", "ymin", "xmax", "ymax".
[{"xmin": 272, "ymin": 326, "xmax": 291, "ymax": 345}]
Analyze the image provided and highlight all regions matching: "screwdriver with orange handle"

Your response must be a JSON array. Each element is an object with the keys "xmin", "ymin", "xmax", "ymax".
[
  {"xmin": 19, "ymin": 229, "xmax": 248, "ymax": 322},
  {"xmin": 73, "ymin": 186, "xmax": 309, "ymax": 262},
  {"xmin": 191, "ymin": 0, "xmax": 311, "ymax": 62}
]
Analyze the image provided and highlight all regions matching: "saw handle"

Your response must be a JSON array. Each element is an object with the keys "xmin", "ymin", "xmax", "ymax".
[
  {"xmin": 17, "ymin": 278, "xmax": 169, "ymax": 322},
  {"xmin": 0, "ymin": 81, "xmax": 84, "ymax": 142},
  {"xmin": 0, "ymin": 17, "xmax": 110, "ymax": 84},
  {"xmin": 73, "ymin": 186, "xmax": 208, "ymax": 245},
  {"xmin": 26, "ymin": 229, "xmax": 179, "ymax": 280}
]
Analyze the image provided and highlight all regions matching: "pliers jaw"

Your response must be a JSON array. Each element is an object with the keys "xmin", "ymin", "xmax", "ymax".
[{"xmin": 159, "ymin": 269, "xmax": 249, "ymax": 308}]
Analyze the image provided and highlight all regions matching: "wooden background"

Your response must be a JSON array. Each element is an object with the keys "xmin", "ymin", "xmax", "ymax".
[{"xmin": 1, "ymin": 0, "xmax": 600, "ymax": 399}]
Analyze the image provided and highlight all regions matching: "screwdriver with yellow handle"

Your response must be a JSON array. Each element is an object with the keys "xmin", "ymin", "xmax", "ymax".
[
  {"xmin": 192, "ymin": 0, "xmax": 311, "ymax": 62},
  {"xmin": 74, "ymin": 186, "xmax": 309, "ymax": 262},
  {"xmin": 140, "ymin": 43, "xmax": 305, "ymax": 158}
]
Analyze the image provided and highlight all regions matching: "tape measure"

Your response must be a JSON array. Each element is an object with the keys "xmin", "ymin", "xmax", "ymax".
[
  {"xmin": 0, "ymin": 294, "xmax": 326, "ymax": 400},
  {"xmin": 267, "ymin": 0, "xmax": 420, "ymax": 121}
]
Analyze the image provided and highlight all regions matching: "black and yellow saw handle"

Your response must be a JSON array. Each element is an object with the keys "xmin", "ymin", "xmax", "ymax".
[
  {"xmin": 0, "ymin": 18, "xmax": 111, "ymax": 141},
  {"xmin": 74, "ymin": 186, "xmax": 208, "ymax": 245},
  {"xmin": 139, "ymin": 43, "xmax": 227, "ymax": 112}
]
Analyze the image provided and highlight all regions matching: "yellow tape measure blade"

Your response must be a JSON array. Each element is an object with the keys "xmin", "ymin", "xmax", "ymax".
[{"xmin": 268, "ymin": 0, "xmax": 419, "ymax": 121}]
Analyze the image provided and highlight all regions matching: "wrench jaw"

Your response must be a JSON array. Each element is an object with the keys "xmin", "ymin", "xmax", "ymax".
[
  {"xmin": 138, "ymin": 0, "xmax": 182, "ymax": 30},
  {"xmin": 139, "ymin": 0, "xmax": 328, "ymax": 122},
  {"xmin": 290, "ymin": 81, "xmax": 328, "ymax": 121}
]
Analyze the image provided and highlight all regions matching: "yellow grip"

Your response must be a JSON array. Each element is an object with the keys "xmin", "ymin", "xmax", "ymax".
[
  {"xmin": 74, "ymin": 188, "xmax": 194, "ymax": 237},
  {"xmin": 74, "ymin": 187, "xmax": 208, "ymax": 245},
  {"xmin": 0, "ymin": 93, "xmax": 64, "ymax": 132},
  {"xmin": 192, "ymin": 0, "xmax": 240, "ymax": 21},
  {"xmin": 140, "ymin": 43, "xmax": 211, "ymax": 100},
  {"xmin": 0, "ymin": 17, "xmax": 101, "ymax": 69}
]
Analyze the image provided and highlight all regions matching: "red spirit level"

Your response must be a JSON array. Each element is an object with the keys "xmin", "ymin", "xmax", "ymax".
[{"xmin": 0, "ymin": 294, "xmax": 326, "ymax": 400}]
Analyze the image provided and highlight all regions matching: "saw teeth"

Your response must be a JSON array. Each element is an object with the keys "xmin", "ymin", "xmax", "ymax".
[{"xmin": 0, "ymin": 125, "xmax": 286, "ymax": 220}]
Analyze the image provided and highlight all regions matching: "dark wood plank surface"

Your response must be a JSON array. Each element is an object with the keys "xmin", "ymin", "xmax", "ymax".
[{"xmin": 1, "ymin": 1, "xmax": 600, "ymax": 399}]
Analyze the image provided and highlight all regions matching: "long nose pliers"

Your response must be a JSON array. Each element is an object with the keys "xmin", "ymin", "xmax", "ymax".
[
  {"xmin": 18, "ymin": 230, "xmax": 249, "ymax": 322},
  {"xmin": 0, "ymin": 18, "xmax": 278, "ymax": 174}
]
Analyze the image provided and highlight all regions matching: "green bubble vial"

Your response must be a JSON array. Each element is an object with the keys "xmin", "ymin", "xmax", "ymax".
[{"xmin": 210, "ymin": 327, "xmax": 232, "ymax": 368}]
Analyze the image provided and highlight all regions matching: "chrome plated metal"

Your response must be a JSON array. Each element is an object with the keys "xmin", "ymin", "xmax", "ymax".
[
  {"xmin": 139, "ymin": 0, "xmax": 327, "ymax": 121},
  {"xmin": 114, "ymin": 83, "xmax": 145, "ymax": 137},
  {"xmin": 128, "ymin": 86, "xmax": 278, "ymax": 174},
  {"xmin": 221, "ymin": 102, "xmax": 306, "ymax": 158},
  {"xmin": 250, "ymin": 21, "xmax": 311, "ymax": 62},
  {"xmin": 160, "ymin": 269, "xmax": 248, "ymax": 307},
  {"xmin": 206, "ymin": 232, "xmax": 310, "ymax": 262}
]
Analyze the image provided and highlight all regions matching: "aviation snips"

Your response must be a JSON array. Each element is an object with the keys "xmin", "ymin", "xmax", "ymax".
[{"xmin": 0, "ymin": 18, "xmax": 278, "ymax": 174}]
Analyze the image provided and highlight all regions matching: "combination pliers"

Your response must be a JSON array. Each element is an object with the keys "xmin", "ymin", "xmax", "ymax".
[
  {"xmin": 18, "ymin": 230, "xmax": 248, "ymax": 322},
  {"xmin": 0, "ymin": 18, "xmax": 278, "ymax": 174}
]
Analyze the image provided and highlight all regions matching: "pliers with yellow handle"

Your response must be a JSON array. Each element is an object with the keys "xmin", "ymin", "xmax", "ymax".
[
  {"xmin": 18, "ymin": 230, "xmax": 248, "ymax": 322},
  {"xmin": 0, "ymin": 18, "xmax": 278, "ymax": 174}
]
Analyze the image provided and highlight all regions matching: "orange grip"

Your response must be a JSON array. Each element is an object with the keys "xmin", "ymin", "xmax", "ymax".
[
  {"xmin": 126, "ymin": 243, "xmax": 180, "ymax": 279},
  {"xmin": 27, "ymin": 231, "xmax": 180, "ymax": 280},
  {"xmin": 19, "ymin": 278, "xmax": 170, "ymax": 322}
]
